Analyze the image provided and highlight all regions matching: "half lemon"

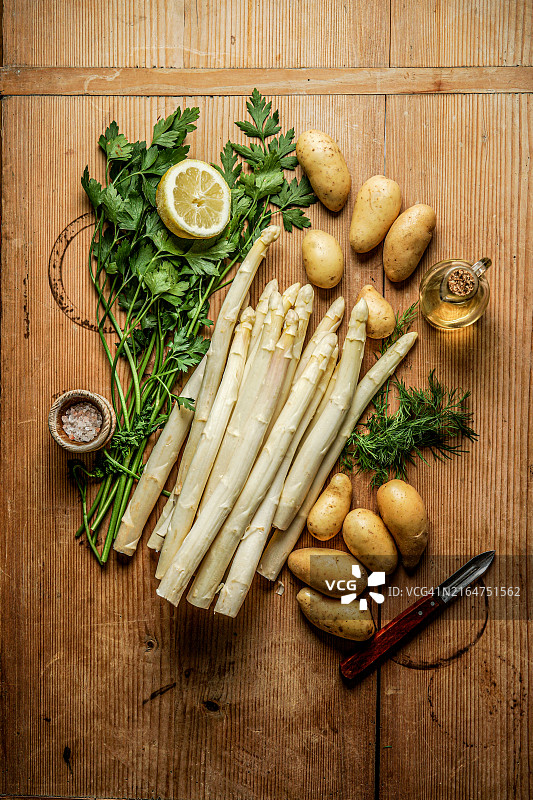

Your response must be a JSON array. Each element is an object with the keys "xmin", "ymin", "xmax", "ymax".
[{"xmin": 156, "ymin": 159, "xmax": 231, "ymax": 239}]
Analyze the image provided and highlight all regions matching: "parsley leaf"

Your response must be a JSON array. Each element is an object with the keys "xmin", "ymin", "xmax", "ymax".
[
  {"xmin": 235, "ymin": 89, "xmax": 281, "ymax": 143},
  {"xmin": 271, "ymin": 175, "xmax": 315, "ymax": 209},
  {"xmin": 130, "ymin": 243, "xmax": 156, "ymax": 278},
  {"xmin": 100, "ymin": 184, "xmax": 125, "ymax": 223},
  {"xmin": 278, "ymin": 207, "xmax": 312, "ymax": 232},
  {"xmin": 81, "ymin": 166, "xmax": 103, "ymax": 209},
  {"xmin": 213, "ymin": 142, "xmax": 243, "ymax": 188},
  {"xmin": 144, "ymin": 261, "xmax": 180, "ymax": 296},
  {"xmin": 98, "ymin": 121, "xmax": 134, "ymax": 161}
]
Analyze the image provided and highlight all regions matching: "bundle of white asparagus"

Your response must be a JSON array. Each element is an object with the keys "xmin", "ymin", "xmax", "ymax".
[{"xmin": 114, "ymin": 225, "xmax": 417, "ymax": 617}]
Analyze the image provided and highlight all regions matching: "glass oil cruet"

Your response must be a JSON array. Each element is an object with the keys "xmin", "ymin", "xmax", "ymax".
[{"xmin": 419, "ymin": 257, "xmax": 491, "ymax": 330}]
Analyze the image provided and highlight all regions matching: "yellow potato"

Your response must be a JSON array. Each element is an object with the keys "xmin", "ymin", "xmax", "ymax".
[
  {"xmin": 296, "ymin": 130, "xmax": 351, "ymax": 212},
  {"xmin": 376, "ymin": 479, "xmax": 429, "ymax": 570},
  {"xmin": 349, "ymin": 175, "xmax": 401, "ymax": 253},
  {"xmin": 383, "ymin": 204, "xmax": 437, "ymax": 282},
  {"xmin": 307, "ymin": 473, "xmax": 352, "ymax": 539},
  {"xmin": 297, "ymin": 586, "xmax": 375, "ymax": 641},
  {"xmin": 355, "ymin": 285, "xmax": 395, "ymax": 339},
  {"xmin": 301, "ymin": 230, "xmax": 344, "ymax": 289},
  {"xmin": 288, "ymin": 547, "xmax": 367, "ymax": 598},
  {"xmin": 342, "ymin": 508, "xmax": 398, "ymax": 575}
]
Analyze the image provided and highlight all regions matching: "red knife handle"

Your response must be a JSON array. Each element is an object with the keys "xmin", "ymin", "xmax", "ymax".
[{"xmin": 340, "ymin": 593, "xmax": 446, "ymax": 684}]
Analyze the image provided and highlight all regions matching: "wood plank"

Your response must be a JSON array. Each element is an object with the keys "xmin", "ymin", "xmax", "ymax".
[
  {"xmin": 377, "ymin": 93, "xmax": 532, "ymax": 799},
  {"xmin": 182, "ymin": 0, "xmax": 389, "ymax": 68},
  {"xmin": 391, "ymin": 0, "xmax": 533, "ymax": 67},
  {"xmin": 2, "ymin": 0, "xmax": 186, "ymax": 68},
  {"xmin": 0, "ymin": 93, "xmax": 385, "ymax": 800},
  {"xmin": 5, "ymin": 0, "xmax": 532, "ymax": 72},
  {"xmin": 2, "ymin": 65, "xmax": 533, "ymax": 96},
  {"xmin": 2, "ymin": 0, "xmax": 388, "ymax": 69}
]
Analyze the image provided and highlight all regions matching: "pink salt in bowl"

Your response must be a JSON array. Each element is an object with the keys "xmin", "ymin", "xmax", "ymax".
[{"xmin": 48, "ymin": 389, "xmax": 116, "ymax": 453}]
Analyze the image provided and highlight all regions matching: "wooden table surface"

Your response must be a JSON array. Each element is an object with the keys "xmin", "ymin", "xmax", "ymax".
[{"xmin": 0, "ymin": 2, "xmax": 531, "ymax": 799}]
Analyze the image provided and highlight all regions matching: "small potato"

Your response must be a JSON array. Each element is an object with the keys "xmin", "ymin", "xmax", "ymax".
[
  {"xmin": 376, "ymin": 479, "xmax": 429, "ymax": 570},
  {"xmin": 296, "ymin": 130, "xmax": 351, "ymax": 212},
  {"xmin": 307, "ymin": 473, "xmax": 352, "ymax": 539},
  {"xmin": 355, "ymin": 285, "xmax": 395, "ymax": 339},
  {"xmin": 302, "ymin": 230, "xmax": 344, "ymax": 289},
  {"xmin": 349, "ymin": 175, "xmax": 401, "ymax": 253},
  {"xmin": 342, "ymin": 508, "xmax": 398, "ymax": 575},
  {"xmin": 288, "ymin": 547, "xmax": 367, "ymax": 598},
  {"xmin": 297, "ymin": 586, "xmax": 375, "ymax": 641},
  {"xmin": 383, "ymin": 204, "xmax": 437, "ymax": 282}
]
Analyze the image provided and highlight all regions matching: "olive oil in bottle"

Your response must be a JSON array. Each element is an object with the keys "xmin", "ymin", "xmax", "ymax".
[{"xmin": 419, "ymin": 257, "xmax": 491, "ymax": 330}]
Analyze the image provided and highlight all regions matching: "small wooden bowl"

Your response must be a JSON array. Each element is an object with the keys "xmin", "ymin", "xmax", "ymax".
[{"xmin": 48, "ymin": 390, "xmax": 116, "ymax": 453}]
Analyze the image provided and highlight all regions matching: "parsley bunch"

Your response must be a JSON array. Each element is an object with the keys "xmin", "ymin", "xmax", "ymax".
[
  {"xmin": 342, "ymin": 305, "xmax": 478, "ymax": 487},
  {"xmin": 74, "ymin": 90, "xmax": 317, "ymax": 564}
]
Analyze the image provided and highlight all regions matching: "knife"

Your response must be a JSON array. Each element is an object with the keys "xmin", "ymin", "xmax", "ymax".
[{"xmin": 340, "ymin": 550, "xmax": 495, "ymax": 684}]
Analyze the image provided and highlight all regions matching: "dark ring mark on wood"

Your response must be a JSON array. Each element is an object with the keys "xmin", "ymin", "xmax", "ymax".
[
  {"xmin": 49, "ymin": 213, "xmax": 114, "ymax": 333},
  {"xmin": 142, "ymin": 681, "xmax": 177, "ymax": 704},
  {"xmin": 391, "ymin": 587, "xmax": 489, "ymax": 670},
  {"xmin": 202, "ymin": 699, "xmax": 220, "ymax": 713}
]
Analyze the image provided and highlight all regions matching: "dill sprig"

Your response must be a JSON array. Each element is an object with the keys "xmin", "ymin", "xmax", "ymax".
[
  {"xmin": 342, "ymin": 302, "xmax": 478, "ymax": 486},
  {"xmin": 379, "ymin": 301, "xmax": 419, "ymax": 356},
  {"xmin": 342, "ymin": 372, "xmax": 478, "ymax": 487},
  {"xmin": 372, "ymin": 301, "xmax": 419, "ymax": 416}
]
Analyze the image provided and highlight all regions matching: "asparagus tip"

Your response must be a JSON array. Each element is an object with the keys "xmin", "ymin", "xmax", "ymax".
[{"xmin": 260, "ymin": 225, "xmax": 282, "ymax": 244}]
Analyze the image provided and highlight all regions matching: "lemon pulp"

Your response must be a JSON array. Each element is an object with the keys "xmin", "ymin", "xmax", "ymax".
[{"xmin": 156, "ymin": 160, "xmax": 231, "ymax": 239}]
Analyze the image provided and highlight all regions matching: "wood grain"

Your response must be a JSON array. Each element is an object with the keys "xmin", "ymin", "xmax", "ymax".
[
  {"xmin": 2, "ymin": 65, "xmax": 532, "ymax": 96},
  {"xmin": 0, "ymin": 93, "xmax": 385, "ymax": 800},
  {"xmin": 182, "ymin": 0, "xmax": 389, "ymax": 68},
  {"xmin": 1, "ymin": 3, "xmax": 531, "ymax": 800},
  {"xmin": 379, "ymin": 92, "xmax": 532, "ymax": 800},
  {"xmin": 3, "ymin": 0, "xmax": 186, "ymax": 68},
  {"xmin": 391, "ymin": 0, "xmax": 533, "ymax": 67},
  {"xmin": 5, "ymin": 0, "xmax": 532, "ymax": 69},
  {"xmin": 3, "ymin": 0, "xmax": 389, "ymax": 69}
]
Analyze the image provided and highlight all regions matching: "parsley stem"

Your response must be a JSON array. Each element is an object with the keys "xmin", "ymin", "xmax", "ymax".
[
  {"xmin": 75, "ymin": 477, "xmax": 108, "ymax": 538},
  {"xmin": 71, "ymin": 466, "xmax": 103, "ymax": 565},
  {"xmin": 102, "ymin": 467, "xmax": 131, "ymax": 562},
  {"xmin": 87, "ymin": 479, "xmax": 120, "ymax": 536}
]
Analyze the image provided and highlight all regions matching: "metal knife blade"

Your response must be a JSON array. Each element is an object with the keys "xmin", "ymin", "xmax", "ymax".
[
  {"xmin": 436, "ymin": 550, "xmax": 495, "ymax": 604},
  {"xmin": 340, "ymin": 550, "xmax": 496, "ymax": 684}
]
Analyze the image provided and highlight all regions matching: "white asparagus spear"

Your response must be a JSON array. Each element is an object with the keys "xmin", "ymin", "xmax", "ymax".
[
  {"xmin": 187, "ymin": 332, "xmax": 337, "ymax": 609},
  {"xmin": 211, "ymin": 310, "xmax": 339, "ymax": 572},
  {"xmin": 274, "ymin": 298, "xmax": 368, "ymax": 531},
  {"xmin": 247, "ymin": 279, "xmax": 278, "ymax": 360},
  {"xmin": 292, "ymin": 295, "xmax": 345, "ymax": 384},
  {"xmin": 148, "ymin": 287, "xmax": 277, "ymax": 551},
  {"xmin": 214, "ymin": 342, "xmax": 338, "ymax": 618},
  {"xmin": 174, "ymin": 225, "xmax": 281, "ymax": 495},
  {"xmin": 199, "ymin": 291, "xmax": 286, "ymax": 510},
  {"xmin": 291, "ymin": 364, "xmax": 338, "ymax": 466},
  {"xmin": 146, "ymin": 494, "xmax": 176, "ymax": 551},
  {"xmin": 154, "ymin": 308, "xmax": 255, "ymax": 578},
  {"xmin": 157, "ymin": 313, "xmax": 299, "ymax": 606},
  {"xmin": 281, "ymin": 281, "xmax": 301, "ymax": 312},
  {"xmin": 161, "ymin": 290, "xmax": 284, "ymax": 532},
  {"xmin": 264, "ymin": 284, "xmax": 314, "ymax": 440},
  {"xmin": 258, "ymin": 331, "xmax": 419, "ymax": 580},
  {"xmin": 148, "ymin": 294, "xmax": 258, "ymax": 552},
  {"xmin": 113, "ymin": 356, "xmax": 207, "ymax": 556},
  {"xmin": 241, "ymin": 282, "xmax": 298, "ymax": 389}
]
